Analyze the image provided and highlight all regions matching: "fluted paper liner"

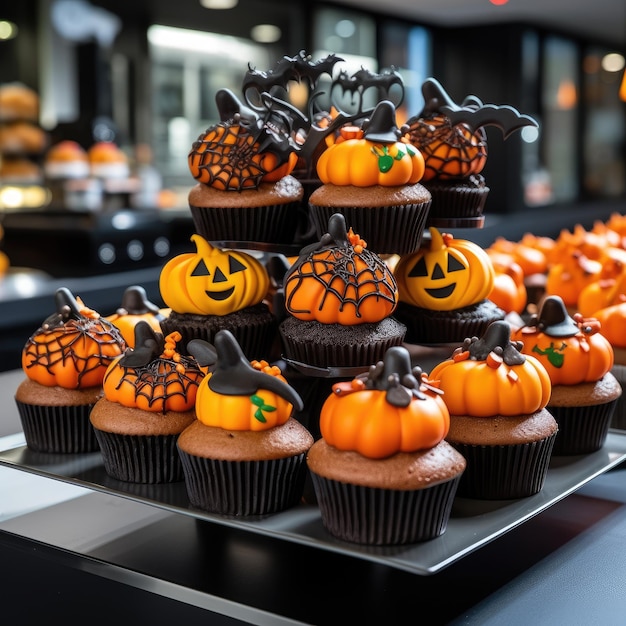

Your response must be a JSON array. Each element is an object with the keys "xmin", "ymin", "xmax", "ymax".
[
  {"xmin": 178, "ymin": 451, "xmax": 308, "ymax": 516},
  {"xmin": 15, "ymin": 400, "xmax": 99, "ymax": 454},
  {"xmin": 93, "ymin": 430, "xmax": 184, "ymax": 483},
  {"xmin": 309, "ymin": 474, "xmax": 462, "ymax": 545},
  {"xmin": 308, "ymin": 201, "xmax": 431, "ymax": 255}
]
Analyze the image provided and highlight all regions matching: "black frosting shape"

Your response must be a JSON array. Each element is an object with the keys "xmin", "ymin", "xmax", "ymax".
[
  {"xmin": 189, "ymin": 330, "xmax": 304, "ymax": 411},
  {"xmin": 362, "ymin": 100, "xmax": 403, "ymax": 144},
  {"xmin": 117, "ymin": 285, "xmax": 162, "ymax": 316},
  {"xmin": 118, "ymin": 321, "xmax": 165, "ymax": 367},
  {"xmin": 41, "ymin": 287, "xmax": 89, "ymax": 329},
  {"xmin": 524, "ymin": 295, "xmax": 580, "ymax": 338},
  {"xmin": 465, "ymin": 320, "xmax": 526, "ymax": 365},
  {"xmin": 419, "ymin": 77, "xmax": 538, "ymax": 138}
]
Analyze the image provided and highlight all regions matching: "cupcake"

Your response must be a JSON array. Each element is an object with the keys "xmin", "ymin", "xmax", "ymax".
[
  {"xmin": 429, "ymin": 320, "xmax": 558, "ymax": 500},
  {"xmin": 159, "ymin": 233, "xmax": 278, "ymax": 360},
  {"xmin": 404, "ymin": 78, "xmax": 537, "ymax": 227},
  {"xmin": 14, "ymin": 287, "xmax": 127, "ymax": 453},
  {"xmin": 188, "ymin": 88, "xmax": 303, "ymax": 245},
  {"xmin": 510, "ymin": 295, "xmax": 621, "ymax": 455},
  {"xmin": 279, "ymin": 212, "xmax": 406, "ymax": 372},
  {"xmin": 0, "ymin": 121, "xmax": 47, "ymax": 155},
  {"xmin": 88, "ymin": 141, "xmax": 129, "ymax": 179},
  {"xmin": 393, "ymin": 226, "xmax": 505, "ymax": 344},
  {"xmin": 308, "ymin": 99, "xmax": 431, "ymax": 255},
  {"xmin": 177, "ymin": 329, "xmax": 312, "ymax": 516},
  {"xmin": 0, "ymin": 82, "xmax": 39, "ymax": 122},
  {"xmin": 90, "ymin": 322, "xmax": 205, "ymax": 483},
  {"xmin": 44, "ymin": 140, "xmax": 90, "ymax": 180},
  {"xmin": 307, "ymin": 345, "xmax": 466, "ymax": 545},
  {"xmin": 106, "ymin": 285, "xmax": 168, "ymax": 347}
]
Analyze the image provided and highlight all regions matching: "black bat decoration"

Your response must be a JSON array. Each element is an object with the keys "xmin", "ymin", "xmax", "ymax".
[{"xmin": 420, "ymin": 77, "xmax": 538, "ymax": 138}]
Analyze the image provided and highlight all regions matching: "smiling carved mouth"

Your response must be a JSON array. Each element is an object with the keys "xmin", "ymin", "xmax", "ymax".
[
  {"xmin": 205, "ymin": 287, "xmax": 235, "ymax": 301},
  {"xmin": 425, "ymin": 284, "xmax": 456, "ymax": 299}
]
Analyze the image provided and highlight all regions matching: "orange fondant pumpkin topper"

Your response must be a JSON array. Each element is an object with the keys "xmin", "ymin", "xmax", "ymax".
[
  {"xmin": 321, "ymin": 345, "xmax": 449, "ymax": 459},
  {"xmin": 283, "ymin": 213, "xmax": 398, "ymax": 324},
  {"xmin": 159, "ymin": 234, "xmax": 269, "ymax": 316},
  {"xmin": 405, "ymin": 78, "xmax": 538, "ymax": 182},
  {"xmin": 429, "ymin": 320, "xmax": 552, "ymax": 417},
  {"xmin": 315, "ymin": 100, "xmax": 425, "ymax": 186},
  {"xmin": 188, "ymin": 330, "xmax": 303, "ymax": 431},
  {"xmin": 103, "ymin": 322, "xmax": 205, "ymax": 413},
  {"xmin": 510, "ymin": 295, "xmax": 614, "ymax": 385},
  {"xmin": 22, "ymin": 287, "xmax": 127, "ymax": 389},
  {"xmin": 394, "ymin": 226, "xmax": 495, "ymax": 311},
  {"xmin": 106, "ymin": 285, "xmax": 166, "ymax": 347}
]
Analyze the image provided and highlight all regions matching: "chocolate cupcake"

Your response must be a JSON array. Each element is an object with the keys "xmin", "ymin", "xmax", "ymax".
[
  {"xmin": 405, "ymin": 78, "xmax": 537, "ymax": 228},
  {"xmin": 430, "ymin": 320, "xmax": 558, "ymax": 499},
  {"xmin": 307, "ymin": 345, "xmax": 466, "ymax": 544},
  {"xmin": 511, "ymin": 295, "xmax": 621, "ymax": 455},
  {"xmin": 90, "ymin": 323, "xmax": 204, "ymax": 483},
  {"xmin": 14, "ymin": 288, "xmax": 127, "ymax": 454},
  {"xmin": 177, "ymin": 330, "xmax": 313, "ymax": 516}
]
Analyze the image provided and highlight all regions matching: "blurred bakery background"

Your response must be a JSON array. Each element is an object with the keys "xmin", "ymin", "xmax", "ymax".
[{"xmin": 0, "ymin": 0, "xmax": 625, "ymax": 369}]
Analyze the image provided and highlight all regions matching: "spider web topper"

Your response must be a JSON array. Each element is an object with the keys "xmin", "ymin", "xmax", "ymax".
[{"xmin": 284, "ymin": 213, "xmax": 398, "ymax": 321}]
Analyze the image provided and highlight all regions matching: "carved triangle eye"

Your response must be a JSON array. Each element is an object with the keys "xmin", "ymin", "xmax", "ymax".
[
  {"xmin": 228, "ymin": 255, "xmax": 247, "ymax": 274},
  {"xmin": 408, "ymin": 256, "xmax": 428, "ymax": 278},
  {"xmin": 191, "ymin": 259, "xmax": 210, "ymax": 276},
  {"xmin": 447, "ymin": 256, "xmax": 466, "ymax": 273}
]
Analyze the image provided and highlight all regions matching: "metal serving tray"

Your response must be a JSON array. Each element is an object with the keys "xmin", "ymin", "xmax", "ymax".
[{"xmin": 1, "ymin": 431, "xmax": 625, "ymax": 576}]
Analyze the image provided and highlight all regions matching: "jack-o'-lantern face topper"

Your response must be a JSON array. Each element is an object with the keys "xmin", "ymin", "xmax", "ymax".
[
  {"xmin": 159, "ymin": 234, "xmax": 269, "ymax": 316},
  {"xmin": 405, "ymin": 78, "xmax": 538, "ymax": 182},
  {"xmin": 394, "ymin": 227, "xmax": 495, "ymax": 311}
]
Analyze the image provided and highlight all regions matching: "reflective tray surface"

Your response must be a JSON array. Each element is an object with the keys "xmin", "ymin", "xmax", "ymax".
[{"xmin": 1, "ymin": 432, "xmax": 625, "ymax": 576}]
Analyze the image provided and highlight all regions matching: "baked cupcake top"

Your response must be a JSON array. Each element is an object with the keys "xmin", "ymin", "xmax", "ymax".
[
  {"xmin": 510, "ymin": 295, "xmax": 615, "ymax": 385},
  {"xmin": 283, "ymin": 212, "xmax": 398, "ymax": 324},
  {"xmin": 319, "ymin": 345, "xmax": 450, "ymax": 459},
  {"xmin": 102, "ymin": 322, "xmax": 204, "ymax": 413},
  {"xmin": 188, "ymin": 329, "xmax": 303, "ymax": 431},
  {"xmin": 314, "ymin": 100, "xmax": 425, "ymax": 187},
  {"xmin": 405, "ymin": 78, "xmax": 537, "ymax": 183},
  {"xmin": 429, "ymin": 320, "xmax": 552, "ymax": 417},
  {"xmin": 106, "ymin": 285, "xmax": 167, "ymax": 347},
  {"xmin": 159, "ymin": 234, "xmax": 270, "ymax": 316},
  {"xmin": 21, "ymin": 287, "xmax": 127, "ymax": 389},
  {"xmin": 394, "ymin": 226, "xmax": 495, "ymax": 311}
]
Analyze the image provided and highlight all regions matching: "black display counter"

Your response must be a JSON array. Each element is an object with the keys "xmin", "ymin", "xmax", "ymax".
[{"xmin": 2, "ymin": 367, "xmax": 626, "ymax": 624}]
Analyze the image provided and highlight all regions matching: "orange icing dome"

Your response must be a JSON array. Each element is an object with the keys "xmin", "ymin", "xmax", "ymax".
[
  {"xmin": 315, "ymin": 101, "xmax": 425, "ymax": 187},
  {"xmin": 102, "ymin": 323, "xmax": 204, "ymax": 413},
  {"xmin": 510, "ymin": 295, "xmax": 615, "ymax": 385},
  {"xmin": 159, "ymin": 234, "xmax": 270, "ymax": 316},
  {"xmin": 106, "ymin": 285, "xmax": 167, "ymax": 347},
  {"xmin": 22, "ymin": 287, "xmax": 127, "ymax": 389},
  {"xmin": 188, "ymin": 89, "xmax": 299, "ymax": 191},
  {"xmin": 283, "ymin": 213, "xmax": 398, "ymax": 325},
  {"xmin": 593, "ymin": 301, "xmax": 626, "ymax": 349},
  {"xmin": 545, "ymin": 250, "xmax": 603, "ymax": 307},
  {"xmin": 319, "ymin": 345, "xmax": 450, "ymax": 459},
  {"xmin": 189, "ymin": 330, "xmax": 303, "ymax": 431},
  {"xmin": 429, "ymin": 320, "xmax": 552, "ymax": 417},
  {"xmin": 394, "ymin": 227, "xmax": 495, "ymax": 311}
]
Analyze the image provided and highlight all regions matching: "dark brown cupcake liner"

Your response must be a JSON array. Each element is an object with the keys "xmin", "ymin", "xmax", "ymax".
[
  {"xmin": 549, "ymin": 399, "xmax": 618, "ymax": 455},
  {"xmin": 448, "ymin": 433, "xmax": 557, "ymax": 500},
  {"xmin": 93, "ymin": 430, "xmax": 184, "ymax": 483},
  {"xmin": 309, "ymin": 474, "xmax": 462, "ymax": 545},
  {"xmin": 189, "ymin": 201, "xmax": 300, "ymax": 244},
  {"xmin": 15, "ymin": 400, "xmax": 99, "ymax": 454},
  {"xmin": 160, "ymin": 305, "xmax": 278, "ymax": 361},
  {"xmin": 279, "ymin": 323, "xmax": 405, "ymax": 369},
  {"xmin": 177, "ymin": 450, "xmax": 308, "ymax": 516},
  {"xmin": 308, "ymin": 201, "xmax": 432, "ymax": 255},
  {"xmin": 394, "ymin": 300, "xmax": 504, "ymax": 345},
  {"xmin": 424, "ymin": 181, "xmax": 490, "ymax": 221},
  {"xmin": 609, "ymin": 364, "xmax": 626, "ymax": 430}
]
